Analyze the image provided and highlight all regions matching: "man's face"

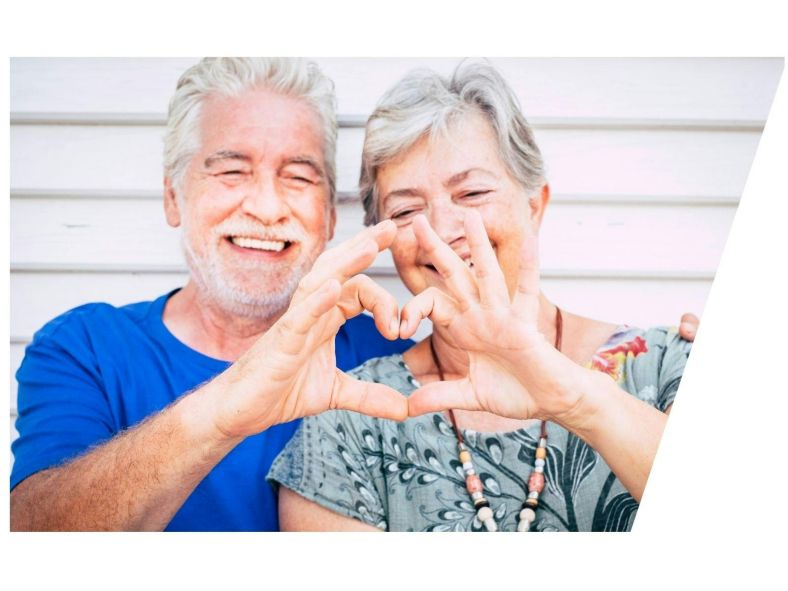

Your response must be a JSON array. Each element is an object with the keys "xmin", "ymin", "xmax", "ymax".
[{"xmin": 166, "ymin": 88, "xmax": 335, "ymax": 318}]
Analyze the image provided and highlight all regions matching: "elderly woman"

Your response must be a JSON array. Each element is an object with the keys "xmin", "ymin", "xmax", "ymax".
[{"xmin": 267, "ymin": 62, "xmax": 691, "ymax": 532}]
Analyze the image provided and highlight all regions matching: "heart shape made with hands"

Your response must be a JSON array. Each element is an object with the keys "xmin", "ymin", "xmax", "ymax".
[
  {"xmin": 300, "ymin": 211, "xmax": 580, "ymax": 425},
  {"xmin": 234, "ymin": 212, "xmax": 586, "ymax": 441}
]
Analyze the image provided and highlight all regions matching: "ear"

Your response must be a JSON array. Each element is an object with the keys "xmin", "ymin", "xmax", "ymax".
[
  {"xmin": 163, "ymin": 177, "xmax": 182, "ymax": 228},
  {"xmin": 528, "ymin": 183, "xmax": 551, "ymax": 228}
]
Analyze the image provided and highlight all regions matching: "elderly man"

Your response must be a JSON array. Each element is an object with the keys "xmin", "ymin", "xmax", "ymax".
[
  {"xmin": 10, "ymin": 58, "xmax": 414, "ymax": 531},
  {"xmin": 10, "ymin": 57, "xmax": 698, "ymax": 531}
]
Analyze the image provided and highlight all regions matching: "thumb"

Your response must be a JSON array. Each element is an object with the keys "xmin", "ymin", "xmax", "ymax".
[
  {"xmin": 332, "ymin": 371, "xmax": 409, "ymax": 421},
  {"xmin": 407, "ymin": 378, "xmax": 480, "ymax": 417}
]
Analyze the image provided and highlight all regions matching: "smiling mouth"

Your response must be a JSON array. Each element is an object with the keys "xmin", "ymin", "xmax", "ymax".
[{"xmin": 227, "ymin": 236, "xmax": 294, "ymax": 253}]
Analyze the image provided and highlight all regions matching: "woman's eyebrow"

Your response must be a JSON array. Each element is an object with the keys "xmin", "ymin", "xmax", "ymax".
[
  {"xmin": 381, "ymin": 187, "xmax": 423, "ymax": 208},
  {"xmin": 445, "ymin": 168, "xmax": 496, "ymax": 187}
]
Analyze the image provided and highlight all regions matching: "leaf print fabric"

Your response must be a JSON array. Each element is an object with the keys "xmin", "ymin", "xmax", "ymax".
[{"xmin": 267, "ymin": 326, "xmax": 691, "ymax": 531}]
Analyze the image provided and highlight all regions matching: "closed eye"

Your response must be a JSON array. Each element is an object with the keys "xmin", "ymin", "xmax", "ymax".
[{"xmin": 462, "ymin": 190, "xmax": 491, "ymax": 199}]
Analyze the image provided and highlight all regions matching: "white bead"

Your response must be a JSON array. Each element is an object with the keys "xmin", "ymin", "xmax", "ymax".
[
  {"xmin": 462, "ymin": 462, "xmax": 474, "ymax": 471},
  {"xmin": 464, "ymin": 468, "xmax": 476, "ymax": 476},
  {"xmin": 528, "ymin": 491, "xmax": 540, "ymax": 499},
  {"xmin": 520, "ymin": 508, "xmax": 536, "ymax": 522},
  {"xmin": 535, "ymin": 459, "xmax": 545, "ymax": 468},
  {"xmin": 483, "ymin": 518, "xmax": 498, "ymax": 532},
  {"xmin": 534, "ymin": 465, "xmax": 544, "ymax": 473},
  {"xmin": 471, "ymin": 491, "xmax": 484, "ymax": 501},
  {"xmin": 517, "ymin": 520, "xmax": 531, "ymax": 532},
  {"xmin": 477, "ymin": 506, "xmax": 493, "ymax": 522}
]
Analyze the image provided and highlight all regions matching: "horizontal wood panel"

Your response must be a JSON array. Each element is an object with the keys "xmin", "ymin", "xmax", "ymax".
[
  {"xmin": 11, "ymin": 58, "xmax": 782, "ymax": 122},
  {"xmin": 10, "ymin": 123, "xmax": 761, "ymax": 198},
  {"xmin": 10, "ymin": 270, "xmax": 711, "ymax": 348},
  {"xmin": 11, "ymin": 197, "xmax": 736, "ymax": 274}
]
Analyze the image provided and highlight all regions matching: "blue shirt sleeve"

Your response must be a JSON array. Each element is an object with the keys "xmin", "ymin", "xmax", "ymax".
[{"xmin": 11, "ymin": 313, "xmax": 115, "ymax": 490}]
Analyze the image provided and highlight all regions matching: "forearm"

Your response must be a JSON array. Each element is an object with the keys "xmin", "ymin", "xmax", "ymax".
[
  {"xmin": 551, "ymin": 371, "xmax": 668, "ymax": 503},
  {"xmin": 10, "ymin": 379, "xmax": 242, "ymax": 531}
]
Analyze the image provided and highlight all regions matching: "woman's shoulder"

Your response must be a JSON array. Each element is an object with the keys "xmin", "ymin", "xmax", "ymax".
[{"xmin": 591, "ymin": 324, "xmax": 691, "ymax": 410}]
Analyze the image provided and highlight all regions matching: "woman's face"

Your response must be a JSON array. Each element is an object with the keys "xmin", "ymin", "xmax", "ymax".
[{"xmin": 376, "ymin": 111, "xmax": 545, "ymax": 298}]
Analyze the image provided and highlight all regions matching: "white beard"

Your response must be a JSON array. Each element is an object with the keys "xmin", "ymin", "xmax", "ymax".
[{"xmin": 180, "ymin": 225, "xmax": 323, "ymax": 321}]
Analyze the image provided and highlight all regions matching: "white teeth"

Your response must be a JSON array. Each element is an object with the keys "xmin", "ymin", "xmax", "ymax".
[{"xmin": 230, "ymin": 236, "xmax": 287, "ymax": 252}]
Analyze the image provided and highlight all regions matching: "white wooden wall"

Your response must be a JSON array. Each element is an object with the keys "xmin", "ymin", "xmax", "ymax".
[{"xmin": 9, "ymin": 58, "xmax": 783, "ymax": 446}]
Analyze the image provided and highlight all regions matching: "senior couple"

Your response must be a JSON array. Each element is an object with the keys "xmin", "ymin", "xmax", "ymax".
[{"xmin": 11, "ymin": 57, "xmax": 695, "ymax": 532}]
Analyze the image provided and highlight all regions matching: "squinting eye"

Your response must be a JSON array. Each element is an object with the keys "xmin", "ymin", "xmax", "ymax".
[
  {"xmin": 463, "ymin": 190, "xmax": 490, "ymax": 199},
  {"xmin": 391, "ymin": 209, "xmax": 416, "ymax": 220}
]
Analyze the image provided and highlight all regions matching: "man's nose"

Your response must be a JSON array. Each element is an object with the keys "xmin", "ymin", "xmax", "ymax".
[
  {"xmin": 427, "ymin": 198, "xmax": 466, "ymax": 245},
  {"xmin": 240, "ymin": 175, "xmax": 290, "ymax": 224}
]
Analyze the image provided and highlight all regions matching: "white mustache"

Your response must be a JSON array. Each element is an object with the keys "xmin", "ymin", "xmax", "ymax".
[{"xmin": 213, "ymin": 219, "xmax": 306, "ymax": 243}]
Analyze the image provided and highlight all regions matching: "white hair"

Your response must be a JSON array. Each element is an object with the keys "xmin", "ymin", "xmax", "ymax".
[
  {"xmin": 163, "ymin": 57, "xmax": 338, "ymax": 203},
  {"xmin": 359, "ymin": 60, "xmax": 545, "ymax": 225}
]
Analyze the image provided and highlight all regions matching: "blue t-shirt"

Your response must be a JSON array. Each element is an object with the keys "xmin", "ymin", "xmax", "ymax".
[{"xmin": 11, "ymin": 290, "xmax": 412, "ymax": 531}]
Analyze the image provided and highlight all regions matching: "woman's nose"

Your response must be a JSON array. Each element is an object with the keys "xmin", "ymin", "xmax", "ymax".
[{"xmin": 427, "ymin": 199, "xmax": 466, "ymax": 245}]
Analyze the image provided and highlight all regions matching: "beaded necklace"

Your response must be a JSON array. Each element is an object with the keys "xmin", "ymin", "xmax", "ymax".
[{"xmin": 427, "ymin": 307, "xmax": 563, "ymax": 532}]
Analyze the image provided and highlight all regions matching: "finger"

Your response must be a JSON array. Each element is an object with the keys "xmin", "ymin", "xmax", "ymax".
[
  {"xmin": 412, "ymin": 215, "xmax": 478, "ymax": 306},
  {"xmin": 679, "ymin": 312, "xmax": 699, "ymax": 341},
  {"xmin": 399, "ymin": 286, "xmax": 459, "ymax": 339},
  {"xmin": 338, "ymin": 274, "xmax": 400, "ymax": 340},
  {"xmin": 464, "ymin": 210, "xmax": 509, "ymax": 307},
  {"xmin": 332, "ymin": 371, "xmax": 409, "ymax": 421},
  {"xmin": 407, "ymin": 378, "xmax": 480, "ymax": 417},
  {"xmin": 275, "ymin": 279, "xmax": 342, "ymax": 356},
  {"xmin": 295, "ymin": 220, "xmax": 397, "ymax": 300},
  {"xmin": 510, "ymin": 219, "xmax": 541, "ymax": 320}
]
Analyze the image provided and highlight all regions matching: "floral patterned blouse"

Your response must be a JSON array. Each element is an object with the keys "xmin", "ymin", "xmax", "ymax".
[{"xmin": 267, "ymin": 326, "xmax": 690, "ymax": 532}]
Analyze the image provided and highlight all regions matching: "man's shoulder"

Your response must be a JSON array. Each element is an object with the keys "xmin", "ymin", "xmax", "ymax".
[{"xmin": 30, "ymin": 293, "xmax": 170, "ymax": 347}]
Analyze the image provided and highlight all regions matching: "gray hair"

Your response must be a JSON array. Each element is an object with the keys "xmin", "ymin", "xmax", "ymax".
[
  {"xmin": 163, "ymin": 57, "xmax": 338, "ymax": 203},
  {"xmin": 359, "ymin": 60, "xmax": 545, "ymax": 225}
]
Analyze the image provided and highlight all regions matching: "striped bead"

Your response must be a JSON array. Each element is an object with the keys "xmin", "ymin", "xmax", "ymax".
[
  {"xmin": 535, "ymin": 447, "xmax": 547, "ymax": 460},
  {"xmin": 474, "ymin": 498, "xmax": 490, "ymax": 509},
  {"xmin": 459, "ymin": 450, "xmax": 471, "ymax": 464},
  {"xmin": 528, "ymin": 471, "xmax": 545, "ymax": 493},
  {"xmin": 466, "ymin": 474, "xmax": 483, "ymax": 494}
]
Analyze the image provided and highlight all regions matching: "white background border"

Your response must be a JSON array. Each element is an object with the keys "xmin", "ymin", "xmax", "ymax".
[{"xmin": 2, "ymin": 1, "xmax": 786, "ymax": 589}]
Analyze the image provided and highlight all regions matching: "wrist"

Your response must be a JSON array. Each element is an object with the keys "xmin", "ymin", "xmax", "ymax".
[
  {"xmin": 176, "ymin": 375, "xmax": 246, "ymax": 453},
  {"xmin": 545, "ymin": 368, "xmax": 619, "ymax": 439}
]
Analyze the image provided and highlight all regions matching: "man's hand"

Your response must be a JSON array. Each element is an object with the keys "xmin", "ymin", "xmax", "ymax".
[
  {"xmin": 679, "ymin": 313, "xmax": 699, "ymax": 341},
  {"xmin": 209, "ymin": 220, "xmax": 409, "ymax": 440}
]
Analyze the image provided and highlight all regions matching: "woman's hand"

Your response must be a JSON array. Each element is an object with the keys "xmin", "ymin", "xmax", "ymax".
[
  {"xmin": 210, "ymin": 221, "xmax": 409, "ymax": 439},
  {"xmin": 402, "ymin": 212, "xmax": 597, "ymax": 424}
]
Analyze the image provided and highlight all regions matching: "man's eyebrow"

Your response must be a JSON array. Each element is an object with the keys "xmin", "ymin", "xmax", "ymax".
[
  {"xmin": 203, "ymin": 151, "xmax": 252, "ymax": 168},
  {"xmin": 283, "ymin": 155, "xmax": 325, "ymax": 178},
  {"xmin": 445, "ymin": 168, "xmax": 497, "ymax": 187}
]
